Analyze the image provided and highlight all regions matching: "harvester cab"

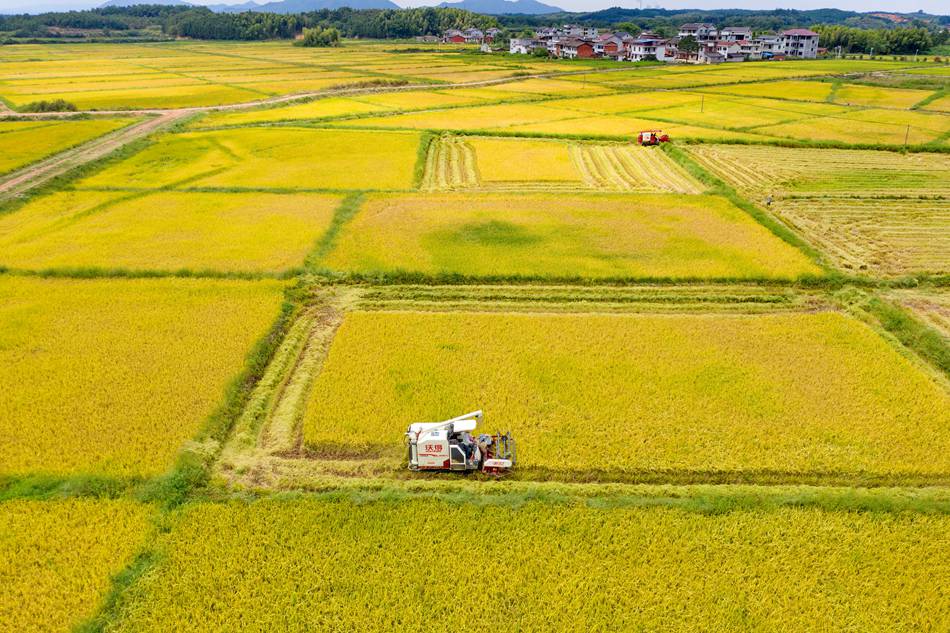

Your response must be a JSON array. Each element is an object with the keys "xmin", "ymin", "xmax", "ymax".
[
  {"xmin": 637, "ymin": 130, "xmax": 669, "ymax": 146},
  {"xmin": 406, "ymin": 410, "xmax": 516, "ymax": 475}
]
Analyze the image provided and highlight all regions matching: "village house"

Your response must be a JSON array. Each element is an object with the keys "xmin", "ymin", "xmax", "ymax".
[
  {"xmin": 557, "ymin": 38, "xmax": 595, "ymax": 59},
  {"xmin": 442, "ymin": 28, "xmax": 485, "ymax": 44},
  {"xmin": 593, "ymin": 33, "xmax": 624, "ymax": 57},
  {"xmin": 781, "ymin": 28, "xmax": 820, "ymax": 58},
  {"xmin": 677, "ymin": 23, "xmax": 718, "ymax": 41},
  {"xmin": 626, "ymin": 35, "xmax": 672, "ymax": 62},
  {"xmin": 509, "ymin": 22, "xmax": 818, "ymax": 64},
  {"xmin": 509, "ymin": 38, "xmax": 542, "ymax": 54},
  {"xmin": 719, "ymin": 26, "xmax": 752, "ymax": 41},
  {"xmin": 443, "ymin": 29, "xmax": 465, "ymax": 44}
]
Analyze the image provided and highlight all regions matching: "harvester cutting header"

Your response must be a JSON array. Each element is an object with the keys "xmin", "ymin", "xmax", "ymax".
[{"xmin": 406, "ymin": 410, "xmax": 515, "ymax": 475}]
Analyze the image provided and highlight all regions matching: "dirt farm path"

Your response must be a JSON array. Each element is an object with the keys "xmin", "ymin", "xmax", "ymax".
[{"xmin": 0, "ymin": 111, "xmax": 187, "ymax": 199}]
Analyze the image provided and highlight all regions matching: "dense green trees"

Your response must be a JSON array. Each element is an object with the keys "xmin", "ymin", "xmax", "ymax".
[
  {"xmin": 812, "ymin": 25, "xmax": 942, "ymax": 55},
  {"xmin": 296, "ymin": 25, "xmax": 340, "ymax": 47}
]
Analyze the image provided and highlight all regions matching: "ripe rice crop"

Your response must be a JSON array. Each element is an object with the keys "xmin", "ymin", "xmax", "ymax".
[
  {"xmin": 318, "ymin": 192, "xmax": 819, "ymax": 280},
  {"xmin": 102, "ymin": 497, "xmax": 950, "ymax": 631},
  {"xmin": 771, "ymin": 198, "xmax": 950, "ymax": 276},
  {"xmin": 188, "ymin": 97, "xmax": 391, "ymax": 129},
  {"xmin": 0, "ymin": 498, "xmax": 152, "ymax": 633},
  {"xmin": 329, "ymin": 102, "xmax": 582, "ymax": 132},
  {"xmin": 0, "ymin": 190, "xmax": 341, "ymax": 273},
  {"xmin": 833, "ymin": 83, "xmax": 935, "ymax": 109},
  {"xmin": 0, "ymin": 119, "xmax": 132, "ymax": 175},
  {"xmin": 503, "ymin": 114, "xmax": 778, "ymax": 141},
  {"xmin": 697, "ymin": 79, "xmax": 835, "ymax": 102},
  {"xmin": 0, "ymin": 276, "xmax": 285, "ymax": 477},
  {"xmin": 301, "ymin": 309, "xmax": 948, "ymax": 478},
  {"xmin": 468, "ymin": 136, "xmax": 582, "ymax": 184},
  {"xmin": 77, "ymin": 127, "xmax": 420, "ymax": 191},
  {"xmin": 922, "ymin": 94, "xmax": 950, "ymax": 113},
  {"xmin": 757, "ymin": 108, "xmax": 947, "ymax": 145},
  {"xmin": 637, "ymin": 95, "xmax": 849, "ymax": 130},
  {"xmin": 687, "ymin": 144, "xmax": 950, "ymax": 197}
]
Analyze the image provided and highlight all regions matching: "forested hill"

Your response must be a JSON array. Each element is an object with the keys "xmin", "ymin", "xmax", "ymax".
[
  {"xmin": 497, "ymin": 7, "xmax": 949, "ymax": 33},
  {"xmin": 0, "ymin": 6, "xmax": 499, "ymax": 40}
]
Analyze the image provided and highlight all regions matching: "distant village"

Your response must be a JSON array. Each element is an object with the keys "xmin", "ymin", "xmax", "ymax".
[{"xmin": 438, "ymin": 24, "xmax": 821, "ymax": 64}]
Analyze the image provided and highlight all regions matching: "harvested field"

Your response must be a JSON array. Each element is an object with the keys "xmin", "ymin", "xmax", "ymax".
[
  {"xmin": 772, "ymin": 198, "xmax": 950, "ymax": 275},
  {"xmin": 420, "ymin": 135, "xmax": 478, "ymax": 191},
  {"xmin": 301, "ymin": 310, "xmax": 950, "ymax": 480},
  {"xmin": 99, "ymin": 497, "xmax": 950, "ymax": 632},
  {"xmin": 76, "ymin": 127, "xmax": 420, "ymax": 191},
  {"xmin": 318, "ymin": 192, "xmax": 820, "ymax": 280},
  {"xmin": 573, "ymin": 144, "xmax": 705, "ymax": 193},
  {"xmin": 0, "ymin": 499, "xmax": 153, "ymax": 633},
  {"xmin": 0, "ymin": 277, "xmax": 284, "ymax": 477},
  {"xmin": 687, "ymin": 144, "xmax": 950, "ymax": 197},
  {"xmin": 0, "ymin": 118, "xmax": 133, "ymax": 175},
  {"xmin": 0, "ymin": 190, "xmax": 341, "ymax": 273},
  {"xmin": 891, "ymin": 289, "xmax": 950, "ymax": 339}
]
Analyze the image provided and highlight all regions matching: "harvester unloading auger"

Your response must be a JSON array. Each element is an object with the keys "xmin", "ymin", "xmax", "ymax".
[{"xmin": 406, "ymin": 410, "xmax": 515, "ymax": 475}]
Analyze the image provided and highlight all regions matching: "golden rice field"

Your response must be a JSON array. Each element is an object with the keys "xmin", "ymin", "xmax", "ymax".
[
  {"xmin": 687, "ymin": 144, "xmax": 950, "ymax": 197},
  {"xmin": 697, "ymin": 79, "xmax": 836, "ymax": 102},
  {"xmin": 832, "ymin": 83, "xmax": 937, "ymax": 109},
  {"xmin": 302, "ymin": 310, "xmax": 949, "ymax": 478},
  {"xmin": 76, "ymin": 127, "xmax": 421, "ymax": 191},
  {"xmin": 755, "ymin": 107, "xmax": 949, "ymax": 145},
  {"xmin": 318, "ymin": 193, "xmax": 820, "ymax": 279},
  {"xmin": 0, "ymin": 276, "xmax": 284, "ymax": 477},
  {"xmin": 100, "ymin": 498, "xmax": 950, "ymax": 632},
  {"xmin": 1, "ymin": 39, "xmax": 949, "ymax": 630},
  {"xmin": 0, "ymin": 118, "xmax": 133, "ymax": 175},
  {"xmin": 0, "ymin": 190, "xmax": 340, "ymax": 273},
  {"xmin": 638, "ymin": 94, "xmax": 850, "ymax": 130},
  {"xmin": 0, "ymin": 499, "xmax": 152, "ymax": 633}
]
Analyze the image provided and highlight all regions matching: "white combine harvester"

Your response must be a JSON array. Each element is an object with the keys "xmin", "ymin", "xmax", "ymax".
[{"xmin": 406, "ymin": 410, "xmax": 515, "ymax": 475}]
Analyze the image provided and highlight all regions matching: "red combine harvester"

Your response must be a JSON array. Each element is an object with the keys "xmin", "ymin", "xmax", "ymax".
[{"xmin": 637, "ymin": 130, "xmax": 669, "ymax": 146}]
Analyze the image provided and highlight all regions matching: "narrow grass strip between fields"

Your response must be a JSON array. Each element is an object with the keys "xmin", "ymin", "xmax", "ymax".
[
  {"xmin": 306, "ymin": 192, "xmax": 366, "ymax": 269},
  {"xmin": 863, "ymin": 294, "xmax": 950, "ymax": 378}
]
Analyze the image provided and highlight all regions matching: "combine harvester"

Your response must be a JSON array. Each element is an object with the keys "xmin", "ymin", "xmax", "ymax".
[
  {"xmin": 637, "ymin": 130, "xmax": 670, "ymax": 146},
  {"xmin": 406, "ymin": 410, "xmax": 515, "ymax": 475}
]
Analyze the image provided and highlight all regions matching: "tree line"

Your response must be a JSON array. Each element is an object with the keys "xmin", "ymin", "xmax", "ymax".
[
  {"xmin": 812, "ymin": 25, "xmax": 944, "ymax": 55},
  {"xmin": 0, "ymin": 6, "xmax": 498, "ymax": 42}
]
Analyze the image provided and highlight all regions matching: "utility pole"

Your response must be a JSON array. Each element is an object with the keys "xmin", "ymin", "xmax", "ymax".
[
  {"xmin": 904, "ymin": 124, "xmax": 910, "ymax": 147},
  {"xmin": 700, "ymin": 94, "xmax": 704, "ymax": 113},
  {"xmin": 914, "ymin": 48, "xmax": 918, "ymax": 62}
]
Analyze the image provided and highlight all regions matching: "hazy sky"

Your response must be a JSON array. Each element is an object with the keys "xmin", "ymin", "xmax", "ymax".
[{"xmin": 1, "ymin": 0, "xmax": 947, "ymax": 15}]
